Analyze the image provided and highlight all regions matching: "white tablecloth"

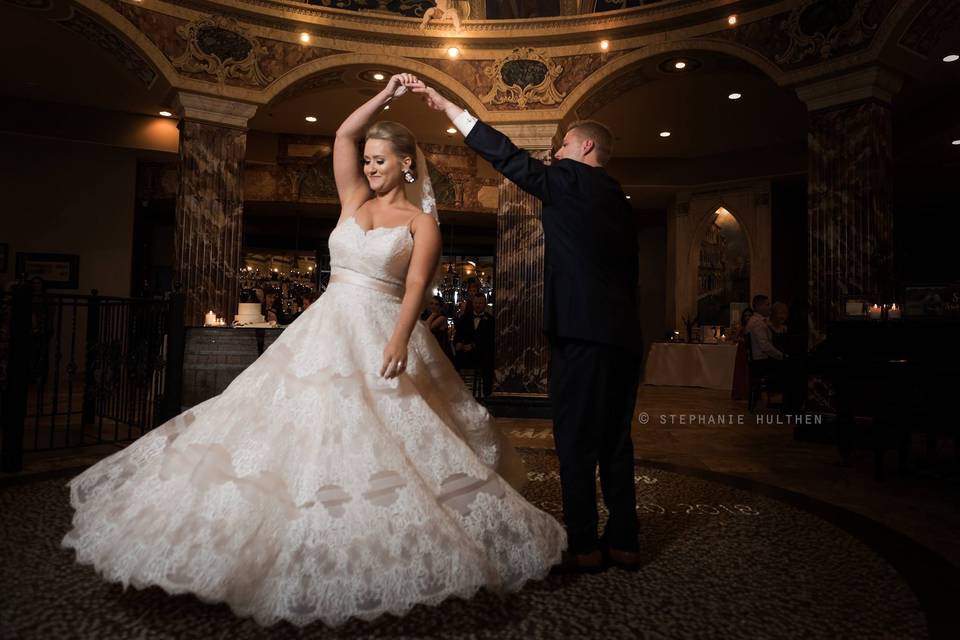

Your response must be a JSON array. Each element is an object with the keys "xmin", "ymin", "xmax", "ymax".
[{"xmin": 643, "ymin": 342, "xmax": 738, "ymax": 390}]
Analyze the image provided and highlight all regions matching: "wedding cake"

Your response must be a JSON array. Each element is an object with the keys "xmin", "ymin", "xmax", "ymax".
[{"xmin": 234, "ymin": 302, "xmax": 265, "ymax": 325}]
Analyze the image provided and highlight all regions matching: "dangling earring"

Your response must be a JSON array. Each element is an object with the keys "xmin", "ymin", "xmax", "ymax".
[{"xmin": 403, "ymin": 169, "xmax": 416, "ymax": 183}]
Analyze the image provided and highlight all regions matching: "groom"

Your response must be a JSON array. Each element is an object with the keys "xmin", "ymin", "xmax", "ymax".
[{"xmin": 415, "ymin": 83, "xmax": 642, "ymax": 571}]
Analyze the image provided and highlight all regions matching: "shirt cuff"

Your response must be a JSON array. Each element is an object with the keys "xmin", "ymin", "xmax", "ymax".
[{"xmin": 452, "ymin": 110, "xmax": 478, "ymax": 137}]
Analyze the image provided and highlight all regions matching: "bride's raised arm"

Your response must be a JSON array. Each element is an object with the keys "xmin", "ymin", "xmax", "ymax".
[{"xmin": 333, "ymin": 73, "xmax": 418, "ymax": 223}]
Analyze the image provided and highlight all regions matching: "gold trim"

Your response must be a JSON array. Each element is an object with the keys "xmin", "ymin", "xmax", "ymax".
[
  {"xmin": 172, "ymin": 14, "xmax": 272, "ymax": 86},
  {"xmin": 481, "ymin": 47, "xmax": 566, "ymax": 108}
]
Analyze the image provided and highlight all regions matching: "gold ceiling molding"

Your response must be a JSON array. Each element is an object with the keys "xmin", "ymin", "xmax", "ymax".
[
  {"xmin": 173, "ymin": 15, "xmax": 272, "ymax": 86},
  {"xmin": 775, "ymin": 0, "xmax": 878, "ymax": 65},
  {"xmin": 481, "ymin": 47, "xmax": 566, "ymax": 109}
]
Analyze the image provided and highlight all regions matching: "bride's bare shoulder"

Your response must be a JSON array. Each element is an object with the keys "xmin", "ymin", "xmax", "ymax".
[{"xmin": 410, "ymin": 211, "xmax": 439, "ymax": 236}]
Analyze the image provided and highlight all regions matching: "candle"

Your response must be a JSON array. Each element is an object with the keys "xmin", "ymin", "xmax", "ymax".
[
  {"xmin": 887, "ymin": 303, "xmax": 901, "ymax": 320},
  {"xmin": 204, "ymin": 310, "xmax": 216, "ymax": 326},
  {"xmin": 867, "ymin": 304, "xmax": 882, "ymax": 320}
]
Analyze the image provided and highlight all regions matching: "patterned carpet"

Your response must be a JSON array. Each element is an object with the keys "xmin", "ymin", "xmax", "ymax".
[{"xmin": 0, "ymin": 449, "xmax": 955, "ymax": 639}]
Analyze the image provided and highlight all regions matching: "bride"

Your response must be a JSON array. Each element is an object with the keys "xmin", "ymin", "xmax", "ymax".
[{"xmin": 62, "ymin": 73, "xmax": 565, "ymax": 627}]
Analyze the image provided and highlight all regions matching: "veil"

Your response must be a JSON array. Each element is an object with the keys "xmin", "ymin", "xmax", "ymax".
[{"xmin": 403, "ymin": 146, "xmax": 439, "ymax": 224}]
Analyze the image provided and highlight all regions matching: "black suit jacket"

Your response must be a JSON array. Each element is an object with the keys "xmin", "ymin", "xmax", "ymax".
[
  {"xmin": 455, "ymin": 310, "xmax": 495, "ymax": 359},
  {"xmin": 465, "ymin": 121, "xmax": 641, "ymax": 352}
]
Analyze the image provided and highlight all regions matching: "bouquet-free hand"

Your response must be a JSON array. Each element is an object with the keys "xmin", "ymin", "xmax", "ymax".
[
  {"xmin": 411, "ymin": 83, "xmax": 450, "ymax": 111},
  {"xmin": 384, "ymin": 73, "xmax": 423, "ymax": 100},
  {"xmin": 380, "ymin": 337, "xmax": 408, "ymax": 379}
]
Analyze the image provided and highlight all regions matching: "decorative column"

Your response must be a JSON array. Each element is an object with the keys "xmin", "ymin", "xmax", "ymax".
[
  {"xmin": 173, "ymin": 93, "xmax": 257, "ymax": 326},
  {"xmin": 487, "ymin": 123, "xmax": 558, "ymax": 415},
  {"xmin": 796, "ymin": 67, "xmax": 901, "ymax": 347}
]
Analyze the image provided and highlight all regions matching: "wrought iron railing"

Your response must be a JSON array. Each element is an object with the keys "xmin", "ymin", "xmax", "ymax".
[{"xmin": 0, "ymin": 288, "xmax": 185, "ymax": 472}]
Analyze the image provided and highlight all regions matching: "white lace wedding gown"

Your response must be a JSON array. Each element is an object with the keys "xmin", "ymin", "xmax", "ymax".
[{"xmin": 62, "ymin": 214, "xmax": 566, "ymax": 627}]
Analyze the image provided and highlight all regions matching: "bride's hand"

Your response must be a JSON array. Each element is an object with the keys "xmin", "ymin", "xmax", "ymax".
[
  {"xmin": 384, "ymin": 73, "xmax": 421, "ymax": 99},
  {"xmin": 412, "ymin": 84, "xmax": 450, "ymax": 111},
  {"xmin": 380, "ymin": 337, "xmax": 408, "ymax": 378}
]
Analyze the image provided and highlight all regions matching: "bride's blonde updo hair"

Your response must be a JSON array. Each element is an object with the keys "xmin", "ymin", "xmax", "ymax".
[{"xmin": 365, "ymin": 121, "xmax": 418, "ymax": 180}]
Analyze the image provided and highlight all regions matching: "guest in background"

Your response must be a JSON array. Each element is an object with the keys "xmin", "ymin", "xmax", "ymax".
[
  {"xmin": 423, "ymin": 295, "xmax": 453, "ymax": 360},
  {"xmin": 731, "ymin": 307, "xmax": 753, "ymax": 401},
  {"xmin": 769, "ymin": 302, "xmax": 789, "ymax": 353},
  {"xmin": 746, "ymin": 296, "xmax": 784, "ymax": 361},
  {"xmin": 745, "ymin": 295, "xmax": 785, "ymax": 411},
  {"xmin": 302, "ymin": 291, "xmax": 320, "ymax": 311},
  {"xmin": 454, "ymin": 294, "xmax": 495, "ymax": 397},
  {"xmin": 457, "ymin": 278, "xmax": 480, "ymax": 319},
  {"xmin": 736, "ymin": 308, "xmax": 754, "ymax": 342},
  {"xmin": 289, "ymin": 291, "xmax": 320, "ymax": 323},
  {"xmin": 262, "ymin": 288, "xmax": 283, "ymax": 324},
  {"xmin": 770, "ymin": 301, "xmax": 807, "ymax": 411}
]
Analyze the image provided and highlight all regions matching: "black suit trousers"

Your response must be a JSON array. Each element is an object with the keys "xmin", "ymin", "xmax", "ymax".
[{"xmin": 548, "ymin": 337, "xmax": 640, "ymax": 554}]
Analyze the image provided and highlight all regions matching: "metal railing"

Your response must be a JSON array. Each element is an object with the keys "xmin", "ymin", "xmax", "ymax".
[{"xmin": 0, "ymin": 287, "xmax": 185, "ymax": 472}]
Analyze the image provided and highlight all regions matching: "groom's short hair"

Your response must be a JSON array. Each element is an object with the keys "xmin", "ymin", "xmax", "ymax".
[{"xmin": 565, "ymin": 120, "xmax": 613, "ymax": 165}]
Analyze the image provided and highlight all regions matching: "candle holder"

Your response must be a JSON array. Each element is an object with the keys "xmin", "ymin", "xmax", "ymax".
[
  {"xmin": 867, "ymin": 304, "xmax": 882, "ymax": 321},
  {"xmin": 885, "ymin": 303, "xmax": 902, "ymax": 320}
]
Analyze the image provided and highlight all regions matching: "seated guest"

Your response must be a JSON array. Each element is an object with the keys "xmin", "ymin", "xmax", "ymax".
[
  {"xmin": 454, "ymin": 294, "xmax": 495, "ymax": 397},
  {"xmin": 423, "ymin": 295, "xmax": 453, "ymax": 360},
  {"xmin": 262, "ymin": 288, "xmax": 284, "ymax": 324},
  {"xmin": 745, "ymin": 295, "xmax": 785, "ymax": 410},
  {"xmin": 288, "ymin": 291, "xmax": 320, "ymax": 322},
  {"xmin": 769, "ymin": 301, "xmax": 808, "ymax": 411},
  {"xmin": 769, "ymin": 302, "xmax": 789, "ymax": 352},
  {"xmin": 731, "ymin": 307, "xmax": 753, "ymax": 401}
]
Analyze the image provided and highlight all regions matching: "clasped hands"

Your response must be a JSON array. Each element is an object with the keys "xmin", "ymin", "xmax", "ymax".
[{"xmin": 382, "ymin": 73, "xmax": 451, "ymax": 112}]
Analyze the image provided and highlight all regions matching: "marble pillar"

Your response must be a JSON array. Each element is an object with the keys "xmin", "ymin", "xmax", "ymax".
[
  {"xmin": 489, "ymin": 123, "xmax": 558, "ymax": 407},
  {"xmin": 173, "ymin": 93, "xmax": 257, "ymax": 326},
  {"xmin": 797, "ymin": 68, "xmax": 901, "ymax": 347}
]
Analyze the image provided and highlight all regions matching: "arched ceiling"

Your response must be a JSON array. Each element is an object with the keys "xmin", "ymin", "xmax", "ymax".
[
  {"xmin": 576, "ymin": 51, "xmax": 807, "ymax": 159},
  {"xmin": 0, "ymin": 3, "xmax": 169, "ymax": 118},
  {"xmin": 1, "ymin": 0, "xmax": 956, "ymax": 169}
]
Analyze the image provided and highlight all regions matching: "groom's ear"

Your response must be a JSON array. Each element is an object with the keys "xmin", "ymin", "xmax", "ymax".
[{"xmin": 583, "ymin": 138, "xmax": 595, "ymax": 156}]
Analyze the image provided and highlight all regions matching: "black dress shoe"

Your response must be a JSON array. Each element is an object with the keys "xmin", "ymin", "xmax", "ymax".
[
  {"xmin": 556, "ymin": 549, "xmax": 605, "ymax": 574},
  {"xmin": 603, "ymin": 547, "xmax": 641, "ymax": 572}
]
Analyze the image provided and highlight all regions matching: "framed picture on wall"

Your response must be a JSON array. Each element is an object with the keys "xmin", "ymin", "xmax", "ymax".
[
  {"xmin": 0, "ymin": 243, "xmax": 7, "ymax": 273},
  {"xmin": 15, "ymin": 252, "xmax": 80, "ymax": 289}
]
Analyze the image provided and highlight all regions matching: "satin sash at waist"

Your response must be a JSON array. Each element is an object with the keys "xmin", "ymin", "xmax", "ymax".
[{"xmin": 329, "ymin": 268, "xmax": 405, "ymax": 299}]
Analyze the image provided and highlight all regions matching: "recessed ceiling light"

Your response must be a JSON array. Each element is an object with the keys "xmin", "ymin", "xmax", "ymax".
[
  {"xmin": 383, "ymin": 105, "xmax": 390, "ymax": 110},
  {"xmin": 373, "ymin": 72, "xmax": 385, "ymax": 81},
  {"xmin": 953, "ymin": 139, "xmax": 960, "ymax": 146},
  {"xmin": 446, "ymin": 127, "xmax": 457, "ymax": 134},
  {"xmin": 728, "ymin": 14, "xmax": 738, "ymax": 26},
  {"xmin": 600, "ymin": 40, "xmax": 610, "ymax": 51},
  {"xmin": 447, "ymin": 47, "xmax": 460, "ymax": 58},
  {"xmin": 299, "ymin": 32, "xmax": 310, "ymax": 43},
  {"xmin": 625, "ymin": 195, "xmax": 632, "ymax": 200},
  {"xmin": 660, "ymin": 131, "xmax": 672, "ymax": 138},
  {"xmin": 158, "ymin": 110, "xmax": 173, "ymax": 117},
  {"xmin": 305, "ymin": 116, "xmax": 317, "ymax": 123},
  {"xmin": 944, "ymin": 54, "xmax": 959, "ymax": 63},
  {"xmin": 674, "ymin": 61, "xmax": 687, "ymax": 70},
  {"xmin": 728, "ymin": 92, "xmax": 742, "ymax": 100}
]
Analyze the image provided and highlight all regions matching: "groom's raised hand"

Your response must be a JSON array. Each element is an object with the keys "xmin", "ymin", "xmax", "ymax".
[
  {"xmin": 411, "ymin": 84, "xmax": 450, "ymax": 112},
  {"xmin": 384, "ymin": 73, "xmax": 423, "ymax": 99}
]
